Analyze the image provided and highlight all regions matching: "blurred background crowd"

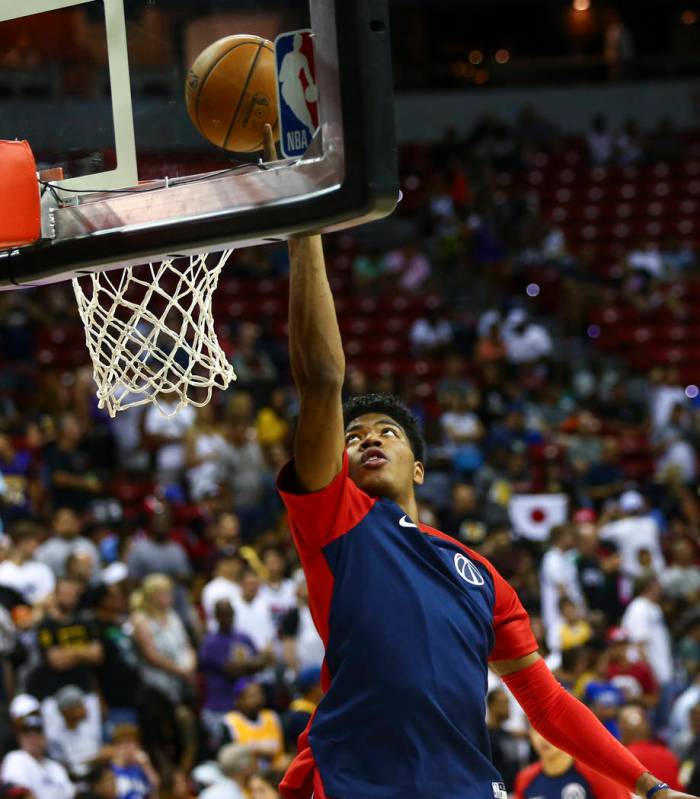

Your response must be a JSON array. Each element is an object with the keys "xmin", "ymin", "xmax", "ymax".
[{"xmin": 1, "ymin": 106, "xmax": 700, "ymax": 799}]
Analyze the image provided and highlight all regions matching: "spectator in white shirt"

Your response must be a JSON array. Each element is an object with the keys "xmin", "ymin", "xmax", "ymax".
[
  {"xmin": 660, "ymin": 540, "xmax": 700, "ymax": 602},
  {"xmin": 628, "ymin": 240, "xmax": 664, "ymax": 280},
  {"xmin": 201, "ymin": 551, "xmax": 244, "ymax": 631},
  {"xmin": 141, "ymin": 397, "xmax": 196, "ymax": 485},
  {"xmin": 259, "ymin": 546, "xmax": 297, "ymax": 630},
  {"xmin": 440, "ymin": 390, "xmax": 485, "ymax": 475},
  {"xmin": 410, "ymin": 309, "xmax": 453, "ymax": 357},
  {"xmin": 0, "ymin": 520, "xmax": 55, "ymax": 606},
  {"xmin": 650, "ymin": 367, "xmax": 687, "ymax": 432},
  {"xmin": 616, "ymin": 119, "xmax": 644, "ymax": 165},
  {"xmin": 598, "ymin": 490, "xmax": 665, "ymax": 601},
  {"xmin": 621, "ymin": 576, "xmax": 673, "ymax": 686},
  {"xmin": 184, "ymin": 404, "xmax": 229, "ymax": 502},
  {"xmin": 198, "ymin": 744, "xmax": 255, "ymax": 799},
  {"xmin": 36, "ymin": 507, "xmax": 100, "ymax": 582},
  {"xmin": 587, "ymin": 114, "xmax": 614, "ymax": 166},
  {"xmin": 232, "ymin": 569, "xmax": 276, "ymax": 652},
  {"xmin": 502, "ymin": 310, "xmax": 553, "ymax": 365},
  {"xmin": 280, "ymin": 578, "xmax": 325, "ymax": 676},
  {"xmin": 540, "ymin": 524, "xmax": 585, "ymax": 652},
  {"xmin": 42, "ymin": 685, "xmax": 102, "ymax": 779},
  {"xmin": 1, "ymin": 704, "xmax": 75, "ymax": 799}
]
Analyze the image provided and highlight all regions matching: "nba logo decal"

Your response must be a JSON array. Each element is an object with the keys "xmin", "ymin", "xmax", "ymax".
[{"xmin": 274, "ymin": 29, "xmax": 320, "ymax": 158}]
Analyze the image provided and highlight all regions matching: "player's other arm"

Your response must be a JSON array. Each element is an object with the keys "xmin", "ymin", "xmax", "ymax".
[
  {"xmin": 492, "ymin": 654, "xmax": 696, "ymax": 799},
  {"xmin": 287, "ymin": 234, "xmax": 345, "ymax": 493},
  {"xmin": 486, "ymin": 564, "xmax": 695, "ymax": 799}
]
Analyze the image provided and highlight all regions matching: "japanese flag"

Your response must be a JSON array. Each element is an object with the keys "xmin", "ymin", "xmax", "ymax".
[{"xmin": 509, "ymin": 494, "xmax": 568, "ymax": 541}]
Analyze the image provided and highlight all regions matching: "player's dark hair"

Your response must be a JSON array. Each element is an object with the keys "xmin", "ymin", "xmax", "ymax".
[{"xmin": 342, "ymin": 394, "xmax": 426, "ymax": 463}]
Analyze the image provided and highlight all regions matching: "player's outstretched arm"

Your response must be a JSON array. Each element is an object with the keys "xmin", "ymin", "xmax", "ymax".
[
  {"xmin": 496, "ymin": 654, "xmax": 699, "ymax": 799},
  {"xmin": 262, "ymin": 125, "xmax": 345, "ymax": 493},
  {"xmin": 287, "ymin": 234, "xmax": 345, "ymax": 492}
]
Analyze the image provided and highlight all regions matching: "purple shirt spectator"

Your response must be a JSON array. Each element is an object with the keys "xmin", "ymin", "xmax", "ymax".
[{"xmin": 199, "ymin": 599, "xmax": 260, "ymax": 713}]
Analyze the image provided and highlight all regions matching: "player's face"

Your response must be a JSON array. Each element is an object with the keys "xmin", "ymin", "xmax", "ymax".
[{"xmin": 344, "ymin": 413, "xmax": 424, "ymax": 500}]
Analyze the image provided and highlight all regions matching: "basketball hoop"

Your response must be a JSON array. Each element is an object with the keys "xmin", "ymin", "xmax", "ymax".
[{"xmin": 72, "ymin": 251, "xmax": 236, "ymax": 418}]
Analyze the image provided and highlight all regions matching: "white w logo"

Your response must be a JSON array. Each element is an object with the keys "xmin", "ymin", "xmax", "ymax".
[{"xmin": 453, "ymin": 553, "xmax": 485, "ymax": 586}]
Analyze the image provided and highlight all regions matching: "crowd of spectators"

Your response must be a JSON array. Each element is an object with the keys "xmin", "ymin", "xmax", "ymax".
[{"xmin": 1, "ymin": 108, "xmax": 700, "ymax": 799}]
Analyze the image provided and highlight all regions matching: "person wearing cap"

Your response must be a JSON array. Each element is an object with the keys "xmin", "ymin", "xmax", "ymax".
[
  {"xmin": 515, "ymin": 727, "xmax": 629, "ymax": 799},
  {"xmin": 1, "ymin": 698, "xmax": 74, "ymax": 799},
  {"xmin": 599, "ymin": 490, "xmax": 665, "ymax": 601},
  {"xmin": 41, "ymin": 685, "xmax": 102, "ymax": 780},
  {"xmin": 224, "ymin": 680, "xmax": 286, "ymax": 771},
  {"xmin": 284, "ymin": 666, "xmax": 322, "ymax": 752},
  {"xmin": 198, "ymin": 744, "xmax": 255, "ymax": 799},
  {"xmin": 606, "ymin": 626, "xmax": 659, "ymax": 708}
]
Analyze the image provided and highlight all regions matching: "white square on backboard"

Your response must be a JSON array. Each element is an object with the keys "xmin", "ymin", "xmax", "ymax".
[{"xmin": 0, "ymin": 0, "xmax": 138, "ymax": 192}]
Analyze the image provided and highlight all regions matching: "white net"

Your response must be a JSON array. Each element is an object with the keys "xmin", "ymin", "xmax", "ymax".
[{"xmin": 72, "ymin": 251, "xmax": 236, "ymax": 418}]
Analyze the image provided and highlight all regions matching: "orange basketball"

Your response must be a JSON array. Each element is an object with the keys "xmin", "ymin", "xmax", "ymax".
[{"xmin": 185, "ymin": 34, "xmax": 279, "ymax": 153}]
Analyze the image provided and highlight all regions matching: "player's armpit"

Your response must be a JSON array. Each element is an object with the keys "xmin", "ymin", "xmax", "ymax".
[
  {"xmin": 490, "ymin": 650, "xmax": 540, "ymax": 677},
  {"xmin": 294, "ymin": 379, "xmax": 345, "ymax": 493}
]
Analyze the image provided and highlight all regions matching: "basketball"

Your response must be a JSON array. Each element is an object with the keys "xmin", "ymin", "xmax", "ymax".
[{"xmin": 185, "ymin": 34, "xmax": 279, "ymax": 153}]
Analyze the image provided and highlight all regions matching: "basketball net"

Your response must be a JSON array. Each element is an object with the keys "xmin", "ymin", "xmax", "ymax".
[{"xmin": 72, "ymin": 251, "xmax": 236, "ymax": 417}]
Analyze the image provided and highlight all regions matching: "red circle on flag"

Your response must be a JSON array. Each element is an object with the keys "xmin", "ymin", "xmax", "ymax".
[{"xmin": 530, "ymin": 508, "xmax": 545, "ymax": 523}]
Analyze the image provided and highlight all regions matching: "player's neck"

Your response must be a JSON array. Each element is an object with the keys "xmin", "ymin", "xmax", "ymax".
[
  {"xmin": 541, "ymin": 751, "xmax": 574, "ymax": 777},
  {"xmin": 395, "ymin": 495, "xmax": 420, "ymax": 524}
]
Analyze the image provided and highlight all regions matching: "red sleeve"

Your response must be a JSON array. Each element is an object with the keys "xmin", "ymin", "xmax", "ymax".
[
  {"xmin": 503, "ymin": 658, "xmax": 646, "ymax": 793},
  {"xmin": 576, "ymin": 762, "xmax": 635, "ymax": 799},
  {"xmin": 514, "ymin": 763, "xmax": 541, "ymax": 799},
  {"xmin": 484, "ymin": 562, "xmax": 538, "ymax": 662},
  {"xmin": 277, "ymin": 451, "xmax": 375, "ymax": 553}
]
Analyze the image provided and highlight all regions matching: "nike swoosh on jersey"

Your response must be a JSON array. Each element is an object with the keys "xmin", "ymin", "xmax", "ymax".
[{"xmin": 399, "ymin": 515, "xmax": 418, "ymax": 528}]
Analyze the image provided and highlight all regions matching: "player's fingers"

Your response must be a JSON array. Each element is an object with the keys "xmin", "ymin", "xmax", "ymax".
[{"xmin": 262, "ymin": 123, "xmax": 277, "ymax": 163}]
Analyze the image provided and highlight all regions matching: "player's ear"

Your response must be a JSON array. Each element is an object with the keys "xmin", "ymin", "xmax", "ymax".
[{"xmin": 413, "ymin": 460, "xmax": 425, "ymax": 486}]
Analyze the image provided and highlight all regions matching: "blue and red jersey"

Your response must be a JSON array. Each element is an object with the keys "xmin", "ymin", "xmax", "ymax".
[
  {"xmin": 277, "ymin": 453, "xmax": 538, "ymax": 799},
  {"xmin": 514, "ymin": 760, "xmax": 630, "ymax": 799}
]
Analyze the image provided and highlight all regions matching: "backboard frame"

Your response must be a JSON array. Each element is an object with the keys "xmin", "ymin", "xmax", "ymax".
[
  {"xmin": 0, "ymin": 0, "xmax": 398, "ymax": 289},
  {"xmin": 0, "ymin": 0, "xmax": 138, "ymax": 193}
]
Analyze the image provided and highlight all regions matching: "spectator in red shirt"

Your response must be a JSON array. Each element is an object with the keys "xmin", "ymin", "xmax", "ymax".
[
  {"xmin": 621, "ymin": 704, "xmax": 683, "ymax": 791},
  {"xmin": 606, "ymin": 626, "xmax": 659, "ymax": 709}
]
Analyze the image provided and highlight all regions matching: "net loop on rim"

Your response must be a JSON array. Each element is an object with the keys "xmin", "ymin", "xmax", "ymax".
[{"xmin": 73, "ymin": 250, "xmax": 236, "ymax": 418}]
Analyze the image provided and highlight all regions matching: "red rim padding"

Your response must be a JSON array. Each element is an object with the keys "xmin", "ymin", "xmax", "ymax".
[{"xmin": 0, "ymin": 140, "xmax": 40, "ymax": 249}]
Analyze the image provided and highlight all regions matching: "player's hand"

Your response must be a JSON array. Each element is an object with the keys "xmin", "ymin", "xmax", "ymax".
[
  {"xmin": 637, "ymin": 773, "xmax": 699, "ymax": 799},
  {"xmin": 262, "ymin": 123, "xmax": 277, "ymax": 163}
]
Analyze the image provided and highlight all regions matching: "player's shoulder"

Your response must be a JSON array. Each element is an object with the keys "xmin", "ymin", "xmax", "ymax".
[{"xmin": 420, "ymin": 523, "xmax": 499, "ymax": 573}]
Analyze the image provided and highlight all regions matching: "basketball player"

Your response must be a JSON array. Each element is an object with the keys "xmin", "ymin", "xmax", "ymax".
[{"xmin": 262, "ymin": 123, "xmax": 695, "ymax": 799}]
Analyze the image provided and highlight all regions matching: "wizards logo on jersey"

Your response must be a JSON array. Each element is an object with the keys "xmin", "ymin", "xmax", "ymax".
[{"xmin": 274, "ymin": 29, "xmax": 320, "ymax": 158}]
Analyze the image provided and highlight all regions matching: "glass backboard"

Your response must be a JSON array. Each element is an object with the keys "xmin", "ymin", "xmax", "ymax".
[{"xmin": 0, "ymin": 0, "xmax": 397, "ymax": 287}]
